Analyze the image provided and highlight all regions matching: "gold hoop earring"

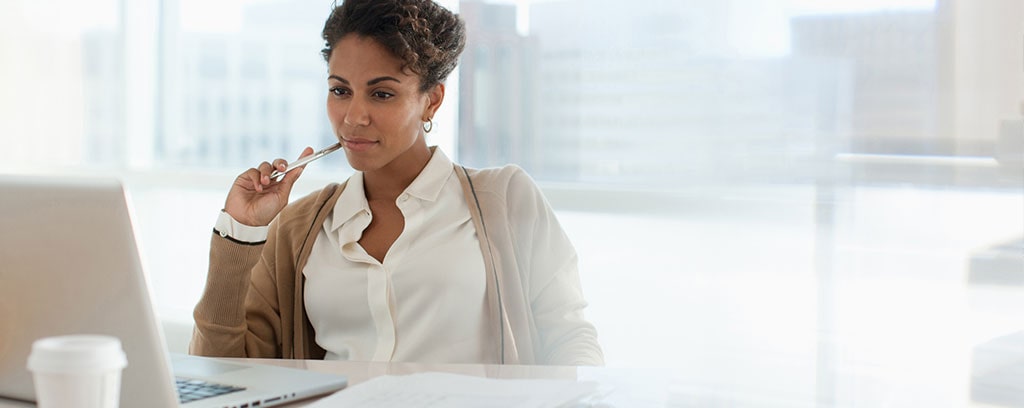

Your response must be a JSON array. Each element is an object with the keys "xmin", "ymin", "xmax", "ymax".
[{"xmin": 423, "ymin": 119, "xmax": 433, "ymax": 133}]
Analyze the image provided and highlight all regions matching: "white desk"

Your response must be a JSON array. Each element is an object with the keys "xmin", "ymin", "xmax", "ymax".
[
  {"xmin": 246, "ymin": 355, "xmax": 1024, "ymax": 407},
  {"xmin": 2, "ymin": 351, "xmax": 1022, "ymax": 407}
]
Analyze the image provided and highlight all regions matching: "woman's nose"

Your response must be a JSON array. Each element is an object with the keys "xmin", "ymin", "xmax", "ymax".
[{"xmin": 343, "ymin": 97, "xmax": 370, "ymax": 127}]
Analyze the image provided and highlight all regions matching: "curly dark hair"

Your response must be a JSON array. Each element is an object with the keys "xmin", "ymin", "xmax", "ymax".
[{"xmin": 321, "ymin": 0, "xmax": 466, "ymax": 92}]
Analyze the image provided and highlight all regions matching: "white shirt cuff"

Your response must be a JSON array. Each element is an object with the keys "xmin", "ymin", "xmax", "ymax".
[{"xmin": 214, "ymin": 210, "xmax": 269, "ymax": 243}]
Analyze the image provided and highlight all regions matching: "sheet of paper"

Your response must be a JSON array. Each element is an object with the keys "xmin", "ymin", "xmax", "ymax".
[{"xmin": 305, "ymin": 372, "xmax": 601, "ymax": 408}]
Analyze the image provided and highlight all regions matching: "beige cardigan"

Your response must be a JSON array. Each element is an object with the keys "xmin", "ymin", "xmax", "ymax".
[{"xmin": 190, "ymin": 164, "xmax": 604, "ymax": 366}]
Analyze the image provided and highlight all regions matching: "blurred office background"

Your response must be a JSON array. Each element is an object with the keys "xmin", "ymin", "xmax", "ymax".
[{"xmin": 1, "ymin": 0, "xmax": 1022, "ymax": 405}]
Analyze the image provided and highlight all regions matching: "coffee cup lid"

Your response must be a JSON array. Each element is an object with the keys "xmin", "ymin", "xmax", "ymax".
[{"xmin": 27, "ymin": 335, "xmax": 127, "ymax": 373}]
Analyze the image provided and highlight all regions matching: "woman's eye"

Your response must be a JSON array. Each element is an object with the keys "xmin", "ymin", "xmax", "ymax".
[
  {"xmin": 329, "ymin": 87, "xmax": 349, "ymax": 96},
  {"xmin": 372, "ymin": 91, "xmax": 394, "ymax": 100}
]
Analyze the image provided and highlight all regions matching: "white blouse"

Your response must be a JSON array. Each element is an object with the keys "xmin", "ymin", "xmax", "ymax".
[
  {"xmin": 218, "ymin": 149, "xmax": 491, "ymax": 363},
  {"xmin": 304, "ymin": 149, "xmax": 491, "ymax": 363}
]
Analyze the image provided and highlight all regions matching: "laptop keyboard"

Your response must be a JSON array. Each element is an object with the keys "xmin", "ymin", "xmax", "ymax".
[{"xmin": 176, "ymin": 377, "xmax": 246, "ymax": 404}]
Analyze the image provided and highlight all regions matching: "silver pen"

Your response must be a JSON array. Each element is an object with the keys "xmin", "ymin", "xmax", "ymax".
[{"xmin": 270, "ymin": 142, "xmax": 343, "ymax": 180}]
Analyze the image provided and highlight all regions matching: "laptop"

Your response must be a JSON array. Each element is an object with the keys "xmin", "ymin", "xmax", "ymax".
[{"xmin": 0, "ymin": 175, "xmax": 348, "ymax": 407}]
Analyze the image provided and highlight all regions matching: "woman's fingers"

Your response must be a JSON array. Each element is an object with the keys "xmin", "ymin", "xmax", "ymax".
[
  {"xmin": 225, "ymin": 147, "xmax": 318, "ymax": 226},
  {"xmin": 272, "ymin": 158, "xmax": 287, "ymax": 174},
  {"xmin": 233, "ymin": 167, "xmax": 259, "ymax": 192},
  {"xmin": 255, "ymin": 161, "xmax": 275, "ymax": 191},
  {"xmin": 277, "ymin": 147, "xmax": 315, "ymax": 185}
]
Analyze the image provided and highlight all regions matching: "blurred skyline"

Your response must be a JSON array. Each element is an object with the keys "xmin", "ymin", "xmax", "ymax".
[
  {"xmin": 457, "ymin": 0, "xmax": 1020, "ymax": 188},
  {"xmin": 0, "ymin": 0, "xmax": 1019, "ymax": 190}
]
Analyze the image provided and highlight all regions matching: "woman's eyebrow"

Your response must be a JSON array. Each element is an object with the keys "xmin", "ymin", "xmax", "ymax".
[
  {"xmin": 367, "ymin": 76, "xmax": 401, "ymax": 86},
  {"xmin": 328, "ymin": 75, "xmax": 401, "ymax": 86}
]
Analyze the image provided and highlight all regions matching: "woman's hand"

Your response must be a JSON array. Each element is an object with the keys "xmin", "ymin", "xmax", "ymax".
[{"xmin": 224, "ymin": 147, "xmax": 315, "ymax": 226}]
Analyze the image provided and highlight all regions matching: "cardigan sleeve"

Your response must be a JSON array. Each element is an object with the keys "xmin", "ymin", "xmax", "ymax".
[
  {"xmin": 506, "ymin": 168, "xmax": 605, "ymax": 366},
  {"xmin": 189, "ymin": 229, "xmax": 283, "ymax": 358}
]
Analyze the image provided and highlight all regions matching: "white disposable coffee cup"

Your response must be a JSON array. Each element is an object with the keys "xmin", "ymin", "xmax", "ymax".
[{"xmin": 27, "ymin": 335, "xmax": 128, "ymax": 408}]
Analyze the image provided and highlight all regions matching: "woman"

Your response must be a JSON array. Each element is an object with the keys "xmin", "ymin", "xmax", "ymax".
[{"xmin": 190, "ymin": 0, "xmax": 603, "ymax": 366}]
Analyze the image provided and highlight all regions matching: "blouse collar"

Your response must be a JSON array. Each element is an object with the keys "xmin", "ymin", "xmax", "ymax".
[{"xmin": 328, "ymin": 146, "xmax": 454, "ymax": 233}]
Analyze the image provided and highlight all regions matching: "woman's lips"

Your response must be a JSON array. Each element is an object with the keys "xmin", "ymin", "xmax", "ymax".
[{"xmin": 342, "ymin": 138, "xmax": 377, "ymax": 152}]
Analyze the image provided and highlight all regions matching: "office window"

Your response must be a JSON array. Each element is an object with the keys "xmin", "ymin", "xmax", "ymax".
[
  {"xmin": 2, "ymin": 0, "xmax": 1022, "ymax": 405},
  {"xmin": 157, "ymin": 0, "xmax": 338, "ymax": 170},
  {"xmin": 0, "ymin": 0, "xmax": 123, "ymax": 169},
  {"xmin": 453, "ymin": 1, "xmax": 1022, "ymax": 405}
]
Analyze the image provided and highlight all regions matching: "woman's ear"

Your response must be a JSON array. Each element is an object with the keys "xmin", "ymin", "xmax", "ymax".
[{"xmin": 423, "ymin": 83, "xmax": 446, "ymax": 121}]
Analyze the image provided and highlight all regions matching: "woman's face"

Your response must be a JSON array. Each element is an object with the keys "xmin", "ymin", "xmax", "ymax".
[{"xmin": 326, "ymin": 35, "xmax": 442, "ymax": 173}]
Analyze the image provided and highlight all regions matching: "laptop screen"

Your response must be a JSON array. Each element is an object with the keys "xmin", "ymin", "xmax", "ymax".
[{"xmin": 0, "ymin": 176, "xmax": 180, "ymax": 407}]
